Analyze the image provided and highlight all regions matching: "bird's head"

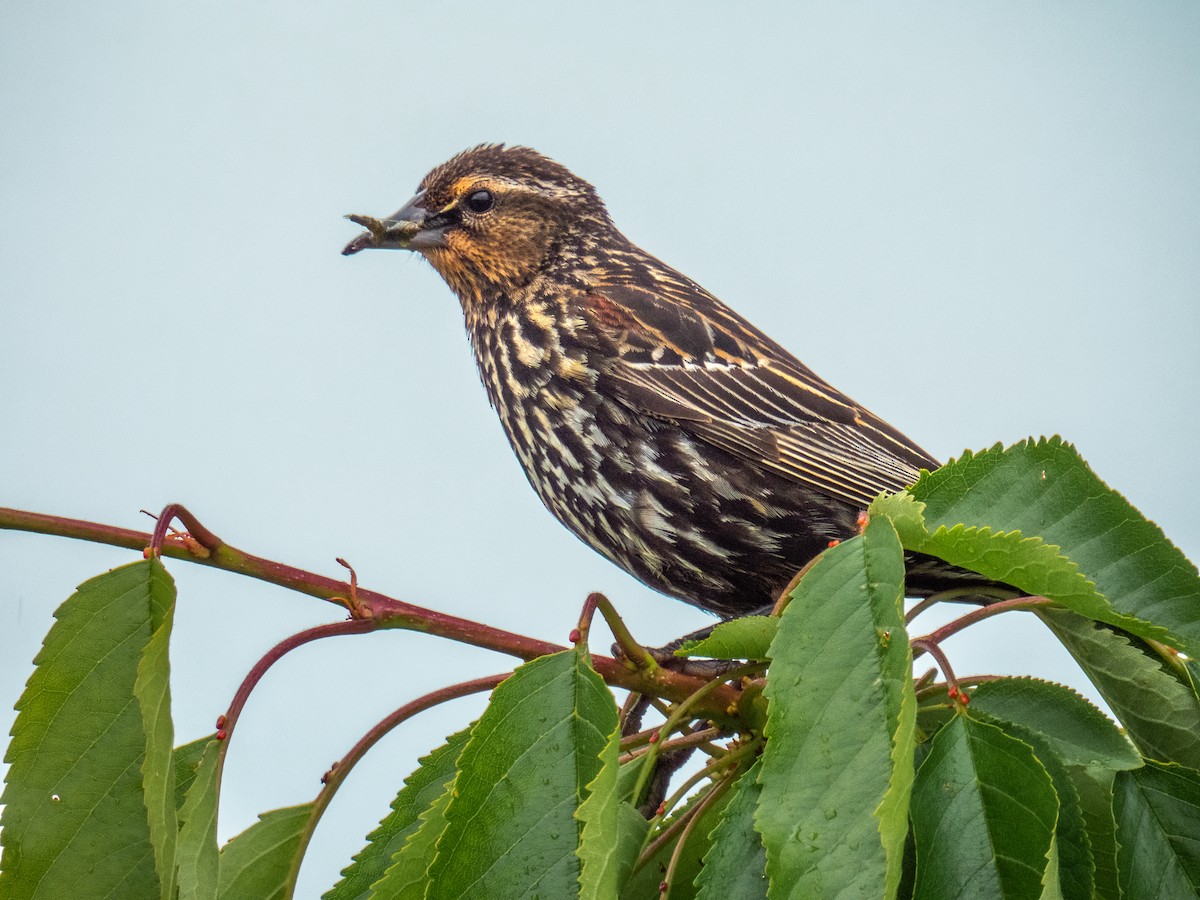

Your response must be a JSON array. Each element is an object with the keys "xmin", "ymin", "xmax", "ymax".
[{"xmin": 343, "ymin": 144, "xmax": 613, "ymax": 301}]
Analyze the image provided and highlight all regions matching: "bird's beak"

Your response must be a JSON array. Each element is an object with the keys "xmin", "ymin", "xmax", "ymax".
[{"xmin": 341, "ymin": 189, "xmax": 448, "ymax": 256}]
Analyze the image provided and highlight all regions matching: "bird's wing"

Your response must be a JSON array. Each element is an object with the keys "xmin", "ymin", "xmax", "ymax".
[{"xmin": 576, "ymin": 280, "xmax": 937, "ymax": 508}]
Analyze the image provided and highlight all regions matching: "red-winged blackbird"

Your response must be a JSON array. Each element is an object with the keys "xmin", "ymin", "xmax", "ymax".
[{"xmin": 344, "ymin": 144, "xmax": 953, "ymax": 618}]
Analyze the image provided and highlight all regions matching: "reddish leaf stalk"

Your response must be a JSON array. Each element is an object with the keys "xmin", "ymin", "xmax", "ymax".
[
  {"xmin": 620, "ymin": 725, "xmax": 725, "ymax": 763},
  {"xmin": 658, "ymin": 771, "xmax": 738, "ymax": 899},
  {"xmin": 630, "ymin": 663, "xmax": 758, "ymax": 806},
  {"xmin": 656, "ymin": 740, "xmax": 757, "ymax": 827},
  {"xmin": 913, "ymin": 667, "xmax": 938, "ymax": 692},
  {"xmin": 284, "ymin": 674, "xmax": 507, "ymax": 898},
  {"xmin": 575, "ymin": 592, "xmax": 601, "ymax": 647},
  {"xmin": 918, "ymin": 595, "xmax": 1055, "ymax": 645},
  {"xmin": 910, "ymin": 638, "xmax": 960, "ymax": 698},
  {"xmin": 619, "ymin": 725, "xmax": 663, "ymax": 754},
  {"xmin": 212, "ymin": 620, "xmax": 379, "ymax": 832},
  {"xmin": 635, "ymin": 759, "xmax": 739, "ymax": 881},
  {"xmin": 904, "ymin": 595, "xmax": 942, "ymax": 625},
  {"xmin": 219, "ymin": 621, "xmax": 377, "ymax": 743},
  {"xmin": 655, "ymin": 725, "xmax": 726, "ymax": 759}
]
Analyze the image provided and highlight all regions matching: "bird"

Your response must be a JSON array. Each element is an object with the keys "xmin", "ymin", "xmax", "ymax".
[{"xmin": 343, "ymin": 143, "xmax": 960, "ymax": 619}]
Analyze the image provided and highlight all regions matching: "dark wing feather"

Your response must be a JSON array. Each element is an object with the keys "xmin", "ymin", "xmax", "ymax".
[{"xmin": 577, "ymin": 280, "xmax": 938, "ymax": 508}]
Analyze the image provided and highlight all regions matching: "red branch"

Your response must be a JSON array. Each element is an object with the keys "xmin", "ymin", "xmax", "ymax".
[{"xmin": 0, "ymin": 505, "xmax": 742, "ymax": 721}]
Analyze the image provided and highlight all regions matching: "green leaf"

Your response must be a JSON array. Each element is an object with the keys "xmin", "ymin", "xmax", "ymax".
[
  {"xmin": 1070, "ymin": 766, "xmax": 1119, "ymax": 900},
  {"xmin": 976, "ymin": 715, "xmax": 1095, "ymax": 900},
  {"xmin": 910, "ymin": 716, "xmax": 1059, "ymax": 899},
  {"xmin": 912, "ymin": 437, "xmax": 1200, "ymax": 653},
  {"xmin": 370, "ymin": 780, "xmax": 455, "ymax": 899},
  {"xmin": 217, "ymin": 804, "xmax": 313, "ymax": 900},
  {"xmin": 1112, "ymin": 761, "xmax": 1200, "ymax": 898},
  {"xmin": 577, "ymin": 722, "xmax": 635, "ymax": 898},
  {"xmin": 324, "ymin": 728, "xmax": 470, "ymax": 900},
  {"xmin": 1041, "ymin": 608, "xmax": 1200, "ymax": 769},
  {"xmin": 676, "ymin": 616, "xmax": 776, "ymax": 660},
  {"xmin": 175, "ymin": 735, "xmax": 217, "ymax": 812},
  {"xmin": 1036, "ymin": 750, "xmax": 1090, "ymax": 900},
  {"xmin": 176, "ymin": 739, "xmax": 221, "ymax": 900},
  {"xmin": 426, "ymin": 648, "xmax": 618, "ymax": 899},
  {"xmin": 969, "ymin": 677, "xmax": 1141, "ymax": 770},
  {"xmin": 757, "ymin": 517, "xmax": 915, "ymax": 899},
  {"xmin": 1041, "ymin": 834, "xmax": 1064, "ymax": 900},
  {"xmin": 610, "ymin": 805, "xmax": 651, "ymax": 897},
  {"xmin": 877, "ymin": 674, "xmax": 918, "ymax": 899},
  {"xmin": 871, "ymin": 490, "xmax": 1149, "ymax": 640},
  {"xmin": 137, "ymin": 594, "xmax": 178, "ymax": 900},
  {"xmin": 1, "ymin": 560, "xmax": 176, "ymax": 900},
  {"xmin": 695, "ymin": 759, "xmax": 767, "ymax": 900}
]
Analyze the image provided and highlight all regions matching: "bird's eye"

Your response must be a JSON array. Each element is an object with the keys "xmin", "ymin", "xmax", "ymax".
[{"xmin": 464, "ymin": 189, "xmax": 495, "ymax": 214}]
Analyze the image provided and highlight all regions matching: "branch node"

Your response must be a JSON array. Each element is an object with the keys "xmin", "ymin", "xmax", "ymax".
[
  {"xmin": 333, "ymin": 557, "xmax": 372, "ymax": 619},
  {"xmin": 145, "ymin": 503, "xmax": 223, "ymax": 559},
  {"xmin": 581, "ymin": 591, "xmax": 657, "ymax": 671}
]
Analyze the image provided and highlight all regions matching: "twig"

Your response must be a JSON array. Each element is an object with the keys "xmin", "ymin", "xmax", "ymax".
[
  {"xmin": 621, "ymin": 725, "xmax": 725, "ymax": 763},
  {"xmin": 634, "ymin": 759, "xmax": 740, "ymax": 882},
  {"xmin": 658, "ymin": 772, "xmax": 737, "ymax": 898},
  {"xmin": 629, "ymin": 663, "xmax": 757, "ymax": 807},
  {"xmin": 656, "ymin": 741, "xmax": 757, "ymax": 824},
  {"xmin": 919, "ymin": 595, "xmax": 1055, "ymax": 644}
]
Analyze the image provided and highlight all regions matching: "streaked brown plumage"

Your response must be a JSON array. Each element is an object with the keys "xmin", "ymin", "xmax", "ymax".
[{"xmin": 345, "ymin": 144, "xmax": 950, "ymax": 618}]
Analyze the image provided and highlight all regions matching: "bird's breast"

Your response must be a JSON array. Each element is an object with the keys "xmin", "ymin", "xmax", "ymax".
[
  {"xmin": 474, "ymin": 307, "xmax": 593, "ymax": 455},
  {"xmin": 464, "ymin": 302, "xmax": 790, "ymax": 610}
]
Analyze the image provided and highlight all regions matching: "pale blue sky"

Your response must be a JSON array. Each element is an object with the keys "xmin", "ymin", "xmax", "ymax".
[{"xmin": 3, "ymin": 3, "xmax": 1198, "ymax": 895}]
